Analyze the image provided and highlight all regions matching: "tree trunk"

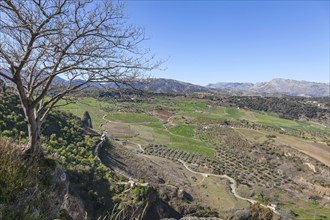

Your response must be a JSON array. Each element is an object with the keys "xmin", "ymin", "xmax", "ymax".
[{"xmin": 23, "ymin": 107, "xmax": 43, "ymax": 158}]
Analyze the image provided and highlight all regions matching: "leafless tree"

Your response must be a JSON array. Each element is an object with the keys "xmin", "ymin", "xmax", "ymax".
[{"xmin": 0, "ymin": 0, "xmax": 159, "ymax": 157}]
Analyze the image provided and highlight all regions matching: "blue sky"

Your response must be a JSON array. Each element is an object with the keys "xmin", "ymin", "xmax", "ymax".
[{"xmin": 125, "ymin": 1, "xmax": 329, "ymax": 86}]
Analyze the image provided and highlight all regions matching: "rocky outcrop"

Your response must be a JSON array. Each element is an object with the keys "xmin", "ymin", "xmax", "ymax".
[
  {"xmin": 62, "ymin": 193, "xmax": 85, "ymax": 219},
  {"xmin": 0, "ymin": 79, "xmax": 5, "ymax": 93},
  {"xmin": 81, "ymin": 111, "xmax": 100, "ymax": 136},
  {"xmin": 82, "ymin": 111, "xmax": 93, "ymax": 128},
  {"xmin": 0, "ymin": 155, "xmax": 85, "ymax": 220},
  {"xmin": 32, "ymin": 161, "xmax": 85, "ymax": 220}
]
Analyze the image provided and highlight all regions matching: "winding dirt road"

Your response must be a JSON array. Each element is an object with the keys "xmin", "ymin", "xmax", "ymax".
[
  {"xmin": 178, "ymin": 159, "xmax": 280, "ymax": 215},
  {"xmin": 101, "ymin": 114, "xmax": 280, "ymax": 215}
]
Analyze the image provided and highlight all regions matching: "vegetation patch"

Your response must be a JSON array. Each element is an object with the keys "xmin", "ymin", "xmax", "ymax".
[
  {"xmin": 172, "ymin": 101, "xmax": 209, "ymax": 112},
  {"xmin": 169, "ymin": 125, "xmax": 196, "ymax": 138}
]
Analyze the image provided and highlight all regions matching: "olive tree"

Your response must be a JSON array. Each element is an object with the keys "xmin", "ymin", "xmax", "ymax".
[{"xmin": 0, "ymin": 0, "xmax": 159, "ymax": 157}]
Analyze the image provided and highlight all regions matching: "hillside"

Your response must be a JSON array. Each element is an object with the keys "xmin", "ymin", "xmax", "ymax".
[
  {"xmin": 207, "ymin": 78, "xmax": 330, "ymax": 97},
  {"xmin": 0, "ymin": 93, "xmax": 224, "ymax": 219},
  {"xmin": 59, "ymin": 92, "xmax": 330, "ymax": 219},
  {"xmin": 1, "ymin": 90, "xmax": 330, "ymax": 219}
]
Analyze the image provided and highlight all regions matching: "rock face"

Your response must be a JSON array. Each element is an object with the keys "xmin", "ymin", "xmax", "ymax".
[
  {"xmin": 62, "ymin": 193, "xmax": 85, "ymax": 219},
  {"xmin": 82, "ymin": 111, "xmax": 93, "ymax": 128},
  {"xmin": 3, "ymin": 158, "xmax": 85, "ymax": 220},
  {"xmin": 38, "ymin": 164, "xmax": 85, "ymax": 220}
]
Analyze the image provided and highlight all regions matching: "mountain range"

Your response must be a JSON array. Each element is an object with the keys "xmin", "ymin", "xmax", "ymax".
[
  {"xmin": 207, "ymin": 78, "xmax": 329, "ymax": 97},
  {"xmin": 1, "ymin": 70, "xmax": 329, "ymax": 97},
  {"xmin": 103, "ymin": 78, "xmax": 329, "ymax": 97}
]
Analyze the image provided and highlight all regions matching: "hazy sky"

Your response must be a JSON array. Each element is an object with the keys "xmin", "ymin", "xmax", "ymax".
[{"xmin": 125, "ymin": 1, "xmax": 329, "ymax": 86}]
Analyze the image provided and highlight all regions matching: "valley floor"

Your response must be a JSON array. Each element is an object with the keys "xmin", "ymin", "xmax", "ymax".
[{"xmin": 60, "ymin": 95, "xmax": 330, "ymax": 219}]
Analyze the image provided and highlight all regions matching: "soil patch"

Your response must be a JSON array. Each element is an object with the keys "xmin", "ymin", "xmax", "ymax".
[
  {"xmin": 102, "ymin": 122, "xmax": 138, "ymax": 138},
  {"xmin": 148, "ymin": 109, "xmax": 173, "ymax": 122}
]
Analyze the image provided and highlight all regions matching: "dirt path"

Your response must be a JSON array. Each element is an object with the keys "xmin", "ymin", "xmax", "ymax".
[
  {"xmin": 101, "ymin": 114, "xmax": 280, "ymax": 215},
  {"xmin": 137, "ymin": 143, "xmax": 144, "ymax": 153},
  {"xmin": 178, "ymin": 159, "xmax": 280, "ymax": 215},
  {"xmin": 178, "ymin": 160, "xmax": 254, "ymax": 203}
]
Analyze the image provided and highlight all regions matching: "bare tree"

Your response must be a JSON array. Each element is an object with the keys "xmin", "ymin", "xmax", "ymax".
[{"xmin": 0, "ymin": 0, "xmax": 159, "ymax": 157}]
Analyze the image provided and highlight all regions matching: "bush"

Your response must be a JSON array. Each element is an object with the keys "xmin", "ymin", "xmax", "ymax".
[{"xmin": 266, "ymin": 134, "xmax": 277, "ymax": 139}]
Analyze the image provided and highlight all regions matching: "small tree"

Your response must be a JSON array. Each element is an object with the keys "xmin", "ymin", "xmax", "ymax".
[{"xmin": 0, "ymin": 0, "xmax": 159, "ymax": 157}]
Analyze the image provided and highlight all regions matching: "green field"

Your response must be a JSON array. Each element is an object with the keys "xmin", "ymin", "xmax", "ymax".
[
  {"xmin": 58, "ymin": 97, "xmax": 329, "ymax": 159},
  {"xmin": 57, "ymin": 97, "xmax": 111, "ymax": 131},
  {"xmin": 169, "ymin": 125, "xmax": 196, "ymax": 138},
  {"xmin": 172, "ymin": 101, "xmax": 209, "ymax": 111}
]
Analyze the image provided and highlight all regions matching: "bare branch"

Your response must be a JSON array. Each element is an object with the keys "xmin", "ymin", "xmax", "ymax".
[
  {"xmin": 0, "ymin": 71, "xmax": 14, "ymax": 82},
  {"xmin": 0, "ymin": 0, "xmax": 160, "ymax": 156}
]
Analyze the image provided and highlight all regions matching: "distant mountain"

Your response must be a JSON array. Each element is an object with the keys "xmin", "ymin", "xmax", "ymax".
[
  {"xmin": 132, "ymin": 78, "xmax": 213, "ymax": 93},
  {"xmin": 207, "ymin": 78, "xmax": 330, "ymax": 97},
  {"xmin": 2, "ymin": 70, "xmax": 328, "ymax": 97},
  {"xmin": 86, "ymin": 78, "xmax": 214, "ymax": 93},
  {"xmin": 207, "ymin": 82, "xmax": 254, "ymax": 91},
  {"xmin": 0, "ymin": 70, "xmax": 212, "ymax": 94}
]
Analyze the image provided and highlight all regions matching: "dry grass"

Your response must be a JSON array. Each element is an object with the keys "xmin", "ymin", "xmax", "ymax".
[
  {"xmin": 276, "ymin": 134, "xmax": 330, "ymax": 167},
  {"xmin": 0, "ymin": 138, "xmax": 39, "ymax": 218}
]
